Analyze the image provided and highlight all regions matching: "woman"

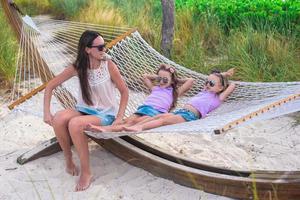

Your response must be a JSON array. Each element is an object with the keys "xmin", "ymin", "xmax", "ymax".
[{"xmin": 43, "ymin": 30, "xmax": 129, "ymax": 191}]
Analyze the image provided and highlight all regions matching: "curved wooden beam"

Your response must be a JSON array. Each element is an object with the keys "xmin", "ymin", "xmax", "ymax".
[{"xmin": 91, "ymin": 136, "xmax": 300, "ymax": 200}]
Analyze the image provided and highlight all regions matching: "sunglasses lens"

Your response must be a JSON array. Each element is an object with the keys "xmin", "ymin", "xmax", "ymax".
[
  {"xmin": 205, "ymin": 80, "xmax": 215, "ymax": 87},
  {"xmin": 162, "ymin": 77, "xmax": 168, "ymax": 83},
  {"xmin": 98, "ymin": 45, "xmax": 106, "ymax": 51}
]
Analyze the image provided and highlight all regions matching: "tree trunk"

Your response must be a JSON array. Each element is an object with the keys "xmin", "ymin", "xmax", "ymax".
[{"xmin": 161, "ymin": 0, "xmax": 175, "ymax": 58}]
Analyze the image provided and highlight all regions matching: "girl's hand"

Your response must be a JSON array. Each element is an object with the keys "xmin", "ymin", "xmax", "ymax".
[
  {"xmin": 44, "ymin": 112, "xmax": 54, "ymax": 126},
  {"xmin": 225, "ymin": 68, "xmax": 235, "ymax": 77}
]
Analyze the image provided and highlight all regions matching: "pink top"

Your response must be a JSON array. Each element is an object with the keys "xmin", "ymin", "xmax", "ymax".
[
  {"xmin": 143, "ymin": 86, "xmax": 173, "ymax": 113},
  {"xmin": 187, "ymin": 90, "xmax": 221, "ymax": 118}
]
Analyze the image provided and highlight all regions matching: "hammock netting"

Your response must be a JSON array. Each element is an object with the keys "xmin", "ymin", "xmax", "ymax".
[{"xmin": 4, "ymin": 16, "xmax": 300, "ymax": 138}]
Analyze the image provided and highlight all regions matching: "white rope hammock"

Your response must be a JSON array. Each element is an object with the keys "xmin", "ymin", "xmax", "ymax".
[{"xmin": 5, "ymin": 16, "xmax": 300, "ymax": 138}]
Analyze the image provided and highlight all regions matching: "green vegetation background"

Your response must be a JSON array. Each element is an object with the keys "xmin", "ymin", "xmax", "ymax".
[{"xmin": 0, "ymin": 0, "xmax": 299, "ymax": 86}]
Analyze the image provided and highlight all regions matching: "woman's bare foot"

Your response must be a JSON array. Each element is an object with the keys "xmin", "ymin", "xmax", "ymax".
[
  {"xmin": 66, "ymin": 162, "xmax": 79, "ymax": 176},
  {"xmin": 124, "ymin": 125, "xmax": 143, "ymax": 132},
  {"xmin": 75, "ymin": 173, "xmax": 93, "ymax": 192}
]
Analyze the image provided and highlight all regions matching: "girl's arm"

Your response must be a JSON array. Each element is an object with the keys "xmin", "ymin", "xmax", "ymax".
[
  {"xmin": 44, "ymin": 65, "xmax": 77, "ymax": 125},
  {"xmin": 219, "ymin": 83, "xmax": 236, "ymax": 101},
  {"xmin": 177, "ymin": 78, "xmax": 195, "ymax": 96},
  {"xmin": 108, "ymin": 60, "xmax": 129, "ymax": 125},
  {"xmin": 142, "ymin": 73, "xmax": 158, "ymax": 90},
  {"xmin": 219, "ymin": 68, "xmax": 236, "ymax": 101}
]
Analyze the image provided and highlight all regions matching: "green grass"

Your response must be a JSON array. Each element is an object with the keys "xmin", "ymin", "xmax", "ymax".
[
  {"xmin": 221, "ymin": 27, "xmax": 300, "ymax": 81},
  {"xmin": 14, "ymin": 0, "xmax": 50, "ymax": 15},
  {"xmin": 49, "ymin": 0, "xmax": 89, "ymax": 18},
  {"xmin": 0, "ymin": 9, "xmax": 18, "ymax": 88}
]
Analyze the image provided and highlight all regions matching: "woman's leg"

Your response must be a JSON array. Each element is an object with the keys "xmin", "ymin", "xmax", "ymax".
[
  {"xmin": 52, "ymin": 109, "xmax": 82, "ymax": 176},
  {"xmin": 68, "ymin": 115, "xmax": 101, "ymax": 191},
  {"xmin": 125, "ymin": 113, "xmax": 185, "ymax": 132}
]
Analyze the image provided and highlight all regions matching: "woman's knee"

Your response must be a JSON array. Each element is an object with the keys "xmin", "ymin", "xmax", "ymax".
[
  {"xmin": 52, "ymin": 110, "xmax": 71, "ymax": 128},
  {"xmin": 68, "ymin": 117, "xmax": 85, "ymax": 134}
]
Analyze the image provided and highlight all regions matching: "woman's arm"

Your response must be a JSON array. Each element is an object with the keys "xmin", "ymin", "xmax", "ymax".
[
  {"xmin": 108, "ymin": 60, "xmax": 129, "ymax": 125},
  {"xmin": 44, "ymin": 65, "xmax": 77, "ymax": 125},
  {"xmin": 177, "ymin": 78, "xmax": 195, "ymax": 96},
  {"xmin": 142, "ymin": 73, "xmax": 158, "ymax": 90}
]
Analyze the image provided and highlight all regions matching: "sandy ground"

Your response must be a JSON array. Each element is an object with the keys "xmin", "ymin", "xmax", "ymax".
[{"xmin": 0, "ymin": 108, "xmax": 231, "ymax": 200}]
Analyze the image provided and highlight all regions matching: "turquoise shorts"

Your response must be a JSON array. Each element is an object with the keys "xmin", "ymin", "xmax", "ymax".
[
  {"xmin": 173, "ymin": 109, "xmax": 200, "ymax": 122},
  {"xmin": 135, "ymin": 105, "xmax": 163, "ymax": 117},
  {"xmin": 75, "ymin": 105, "xmax": 115, "ymax": 126}
]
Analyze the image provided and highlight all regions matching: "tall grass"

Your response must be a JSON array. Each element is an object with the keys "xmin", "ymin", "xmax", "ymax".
[
  {"xmin": 0, "ymin": 9, "xmax": 18, "ymax": 88},
  {"xmin": 15, "ymin": 0, "xmax": 50, "ymax": 15},
  {"xmin": 73, "ymin": 1, "xmax": 124, "ymax": 27},
  {"xmin": 221, "ymin": 28, "xmax": 300, "ymax": 81},
  {"xmin": 172, "ymin": 9, "xmax": 224, "ymax": 74},
  {"xmin": 49, "ymin": 0, "xmax": 89, "ymax": 19},
  {"xmin": 107, "ymin": 0, "xmax": 162, "ymax": 47}
]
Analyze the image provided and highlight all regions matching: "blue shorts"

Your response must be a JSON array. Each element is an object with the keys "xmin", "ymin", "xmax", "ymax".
[
  {"xmin": 173, "ymin": 109, "xmax": 200, "ymax": 122},
  {"xmin": 135, "ymin": 105, "xmax": 163, "ymax": 117},
  {"xmin": 75, "ymin": 105, "xmax": 115, "ymax": 126}
]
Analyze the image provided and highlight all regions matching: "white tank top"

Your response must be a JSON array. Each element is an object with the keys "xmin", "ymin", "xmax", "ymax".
[{"xmin": 77, "ymin": 61, "xmax": 118, "ymax": 115}]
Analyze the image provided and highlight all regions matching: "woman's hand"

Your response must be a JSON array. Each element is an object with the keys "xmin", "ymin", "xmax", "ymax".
[
  {"xmin": 112, "ymin": 117, "xmax": 124, "ymax": 126},
  {"xmin": 44, "ymin": 112, "xmax": 54, "ymax": 126}
]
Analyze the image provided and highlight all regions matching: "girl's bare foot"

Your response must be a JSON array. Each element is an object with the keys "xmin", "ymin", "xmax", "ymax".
[
  {"xmin": 124, "ymin": 125, "xmax": 143, "ymax": 132},
  {"xmin": 75, "ymin": 173, "xmax": 93, "ymax": 192},
  {"xmin": 86, "ymin": 123, "xmax": 106, "ymax": 132}
]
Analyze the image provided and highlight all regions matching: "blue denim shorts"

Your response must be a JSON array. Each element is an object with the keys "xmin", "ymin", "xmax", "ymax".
[
  {"xmin": 75, "ymin": 105, "xmax": 115, "ymax": 126},
  {"xmin": 135, "ymin": 104, "xmax": 163, "ymax": 117},
  {"xmin": 173, "ymin": 109, "xmax": 200, "ymax": 122}
]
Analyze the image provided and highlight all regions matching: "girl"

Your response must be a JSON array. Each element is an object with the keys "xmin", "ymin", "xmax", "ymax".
[
  {"xmin": 43, "ymin": 30, "xmax": 129, "ymax": 191},
  {"xmin": 124, "ymin": 68, "xmax": 235, "ymax": 132},
  {"xmin": 87, "ymin": 64, "xmax": 194, "ymax": 133}
]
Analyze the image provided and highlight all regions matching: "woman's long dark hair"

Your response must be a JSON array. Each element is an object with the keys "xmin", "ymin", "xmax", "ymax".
[
  {"xmin": 74, "ymin": 30, "xmax": 102, "ymax": 105},
  {"xmin": 157, "ymin": 64, "xmax": 179, "ymax": 111}
]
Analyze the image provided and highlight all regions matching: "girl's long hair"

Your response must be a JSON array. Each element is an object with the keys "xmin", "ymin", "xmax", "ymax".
[
  {"xmin": 74, "ymin": 30, "xmax": 102, "ymax": 105},
  {"xmin": 157, "ymin": 64, "xmax": 179, "ymax": 111}
]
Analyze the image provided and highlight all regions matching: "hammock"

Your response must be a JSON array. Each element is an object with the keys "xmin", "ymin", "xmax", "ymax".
[{"xmin": 5, "ymin": 15, "xmax": 300, "ymax": 138}]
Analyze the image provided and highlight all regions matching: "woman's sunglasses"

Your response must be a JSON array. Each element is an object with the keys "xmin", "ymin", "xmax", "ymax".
[
  {"xmin": 89, "ymin": 43, "xmax": 106, "ymax": 51},
  {"xmin": 156, "ymin": 76, "xmax": 169, "ymax": 84},
  {"xmin": 205, "ymin": 80, "xmax": 216, "ymax": 87}
]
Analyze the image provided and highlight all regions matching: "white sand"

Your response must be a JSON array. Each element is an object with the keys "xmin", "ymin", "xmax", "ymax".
[{"xmin": 0, "ymin": 110, "xmax": 230, "ymax": 200}]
